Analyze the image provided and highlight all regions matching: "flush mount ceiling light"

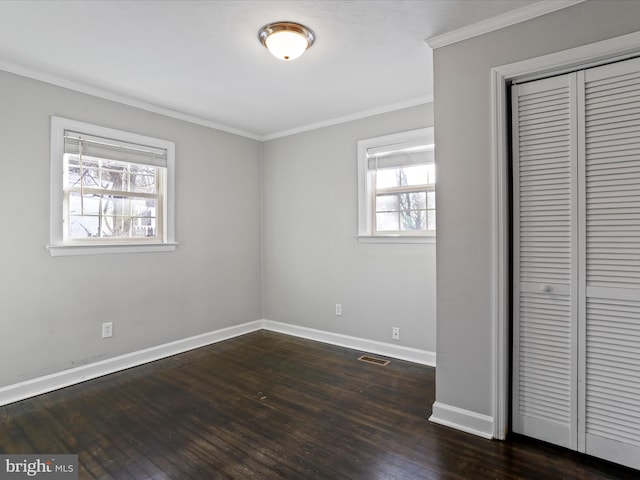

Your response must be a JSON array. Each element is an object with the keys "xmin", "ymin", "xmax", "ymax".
[{"xmin": 258, "ymin": 21, "xmax": 315, "ymax": 61}]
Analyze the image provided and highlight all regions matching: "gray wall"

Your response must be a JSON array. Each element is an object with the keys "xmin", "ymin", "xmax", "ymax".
[
  {"xmin": 0, "ymin": 70, "xmax": 435, "ymax": 390},
  {"xmin": 434, "ymin": 0, "xmax": 640, "ymax": 418},
  {"xmin": 262, "ymin": 104, "xmax": 436, "ymax": 352},
  {"xmin": 0, "ymin": 70, "xmax": 262, "ymax": 386}
]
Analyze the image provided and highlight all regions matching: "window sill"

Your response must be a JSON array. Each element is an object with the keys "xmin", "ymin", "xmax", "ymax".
[
  {"xmin": 356, "ymin": 235, "xmax": 435, "ymax": 245},
  {"xmin": 47, "ymin": 243, "xmax": 179, "ymax": 257}
]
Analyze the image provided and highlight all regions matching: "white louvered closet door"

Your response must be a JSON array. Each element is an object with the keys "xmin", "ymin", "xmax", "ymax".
[
  {"xmin": 512, "ymin": 73, "xmax": 578, "ymax": 450},
  {"xmin": 580, "ymin": 57, "xmax": 640, "ymax": 470},
  {"xmin": 513, "ymin": 56, "xmax": 640, "ymax": 471}
]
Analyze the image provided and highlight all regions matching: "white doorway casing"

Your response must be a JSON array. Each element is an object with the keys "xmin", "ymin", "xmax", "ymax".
[{"xmin": 491, "ymin": 30, "xmax": 640, "ymax": 441}]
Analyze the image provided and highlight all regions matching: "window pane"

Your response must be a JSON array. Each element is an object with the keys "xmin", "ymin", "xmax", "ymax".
[
  {"xmin": 376, "ymin": 168, "xmax": 399, "ymax": 189},
  {"xmin": 102, "ymin": 196, "xmax": 129, "ymax": 216},
  {"xmin": 402, "ymin": 165, "xmax": 430, "ymax": 186},
  {"xmin": 400, "ymin": 210, "xmax": 427, "ymax": 231},
  {"xmin": 376, "ymin": 212, "xmax": 399, "ymax": 231},
  {"xmin": 65, "ymin": 156, "xmax": 99, "ymax": 169},
  {"xmin": 132, "ymin": 218, "xmax": 157, "ymax": 237},
  {"xmin": 66, "ymin": 154, "xmax": 80, "ymax": 166},
  {"xmin": 131, "ymin": 197, "xmax": 157, "ymax": 217},
  {"xmin": 428, "ymin": 190, "xmax": 436, "ymax": 209},
  {"xmin": 376, "ymin": 165, "xmax": 432, "ymax": 189},
  {"xmin": 69, "ymin": 216, "xmax": 99, "ymax": 238},
  {"xmin": 101, "ymin": 169, "xmax": 128, "ymax": 191},
  {"xmin": 129, "ymin": 166, "xmax": 157, "ymax": 194},
  {"xmin": 428, "ymin": 210, "xmax": 436, "ymax": 231},
  {"xmin": 426, "ymin": 163, "xmax": 436, "ymax": 184},
  {"xmin": 130, "ymin": 164, "xmax": 156, "ymax": 176},
  {"xmin": 100, "ymin": 216, "xmax": 115, "ymax": 237},
  {"xmin": 101, "ymin": 216, "xmax": 131, "ymax": 238},
  {"xmin": 67, "ymin": 166, "xmax": 82, "ymax": 187},
  {"xmin": 69, "ymin": 192, "xmax": 101, "ymax": 215},
  {"xmin": 68, "ymin": 193, "xmax": 81, "ymax": 215},
  {"xmin": 398, "ymin": 192, "xmax": 426, "ymax": 210},
  {"xmin": 114, "ymin": 216, "xmax": 131, "ymax": 238},
  {"xmin": 81, "ymin": 167, "xmax": 100, "ymax": 188},
  {"xmin": 414, "ymin": 192, "xmax": 427, "ymax": 209},
  {"xmin": 376, "ymin": 194, "xmax": 398, "ymax": 212}
]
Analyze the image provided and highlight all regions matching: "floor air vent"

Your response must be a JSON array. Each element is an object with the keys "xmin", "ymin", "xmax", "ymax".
[{"xmin": 358, "ymin": 355, "xmax": 390, "ymax": 366}]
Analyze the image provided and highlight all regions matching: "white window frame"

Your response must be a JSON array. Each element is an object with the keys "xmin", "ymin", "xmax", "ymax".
[
  {"xmin": 48, "ymin": 116, "xmax": 177, "ymax": 256},
  {"xmin": 357, "ymin": 127, "xmax": 435, "ymax": 244}
]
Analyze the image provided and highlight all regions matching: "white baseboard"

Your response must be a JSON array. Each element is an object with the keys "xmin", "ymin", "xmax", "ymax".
[
  {"xmin": 0, "ymin": 320, "xmax": 263, "ymax": 407},
  {"xmin": 0, "ymin": 319, "xmax": 436, "ymax": 407},
  {"xmin": 429, "ymin": 401, "xmax": 494, "ymax": 439},
  {"xmin": 262, "ymin": 319, "xmax": 436, "ymax": 366}
]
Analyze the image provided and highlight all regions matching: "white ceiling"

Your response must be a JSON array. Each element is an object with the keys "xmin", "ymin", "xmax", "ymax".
[{"xmin": 0, "ymin": 0, "xmax": 544, "ymax": 139}]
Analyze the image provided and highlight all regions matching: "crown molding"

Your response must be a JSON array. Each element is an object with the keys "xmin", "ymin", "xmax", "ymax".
[
  {"xmin": 425, "ymin": 0, "xmax": 586, "ymax": 50},
  {"xmin": 0, "ymin": 59, "xmax": 262, "ymax": 141},
  {"xmin": 1, "ymin": 59, "xmax": 433, "ymax": 142},
  {"xmin": 261, "ymin": 95, "xmax": 433, "ymax": 141}
]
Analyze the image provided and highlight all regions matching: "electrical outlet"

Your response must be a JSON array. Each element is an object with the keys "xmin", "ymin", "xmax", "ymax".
[
  {"xmin": 392, "ymin": 327, "xmax": 400, "ymax": 341},
  {"xmin": 102, "ymin": 322, "xmax": 113, "ymax": 338},
  {"xmin": 335, "ymin": 304, "xmax": 342, "ymax": 316}
]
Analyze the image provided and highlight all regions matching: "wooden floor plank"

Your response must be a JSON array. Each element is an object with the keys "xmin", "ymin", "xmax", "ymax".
[{"xmin": 0, "ymin": 330, "xmax": 638, "ymax": 479}]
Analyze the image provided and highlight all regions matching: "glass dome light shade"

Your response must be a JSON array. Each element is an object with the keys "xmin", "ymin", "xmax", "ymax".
[
  {"xmin": 259, "ymin": 22, "xmax": 315, "ymax": 61},
  {"xmin": 265, "ymin": 30, "xmax": 309, "ymax": 61}
]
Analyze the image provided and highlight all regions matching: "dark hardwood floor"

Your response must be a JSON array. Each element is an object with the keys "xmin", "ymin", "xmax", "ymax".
[{"xmin": 0, "ymin": 330, "xmax": 637, "ymax": 479}]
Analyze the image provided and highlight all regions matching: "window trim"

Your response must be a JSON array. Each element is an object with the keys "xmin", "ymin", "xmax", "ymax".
[
  {"xmin": 357, "ymin": 127, "xmax": 435, "ymax": 244},
  {"xmin": 48, "ymin": 116, "xmax": 177, "ymax": 256}
]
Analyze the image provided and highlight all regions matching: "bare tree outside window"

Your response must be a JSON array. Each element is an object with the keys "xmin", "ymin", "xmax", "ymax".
[
  {"xmin": 374, "ymin": 164, "xmax": 435, "ymax": 234},
  {"xmin": 65, "ymin": 154, "xmax": 160, "ymax": 240}
]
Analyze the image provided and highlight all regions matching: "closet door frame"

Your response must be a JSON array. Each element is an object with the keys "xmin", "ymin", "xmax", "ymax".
[{"xmin": 490, "ymin": 31, "xmax": 640, "ymax": 441}]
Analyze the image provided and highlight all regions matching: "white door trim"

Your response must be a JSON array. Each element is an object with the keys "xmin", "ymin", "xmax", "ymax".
[{"xmin": 490, "ymin": 30, "xmax": 640, "ymax": 440}]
